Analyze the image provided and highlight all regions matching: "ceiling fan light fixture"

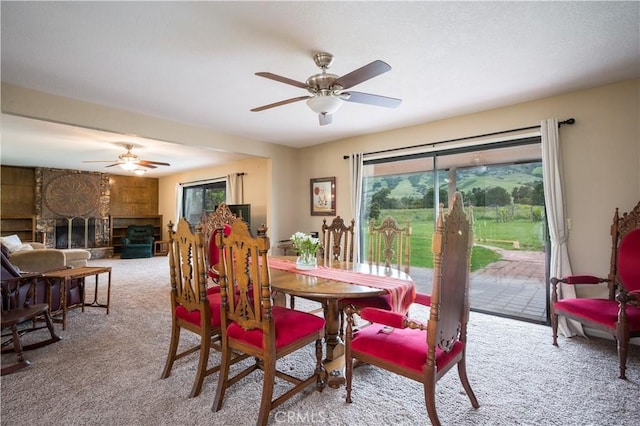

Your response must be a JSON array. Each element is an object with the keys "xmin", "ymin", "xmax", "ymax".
[
  {"xmin": 119, "ymin": 161, "xmax": 138, "ymax": 171},
  {"xmin": 133, "ymin": 168, "xmax": 147, "ymax": 176},
  {"xmin": 306, "ymin": 96, "xmax": 343, "ymax": 115}
]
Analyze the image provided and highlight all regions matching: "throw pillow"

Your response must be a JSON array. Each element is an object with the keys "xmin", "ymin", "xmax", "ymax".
[
  {"xmin": 0, "ymin": 234, "xmax": 23, "ymax": 253},
  {"xmin": 15, "ymin": 243, "xmax": 34, "ymax": 252}
]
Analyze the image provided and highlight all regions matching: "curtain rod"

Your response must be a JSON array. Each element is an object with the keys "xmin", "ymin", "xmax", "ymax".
[
  {"xmin": 179, "ymin": 172, "xmax": 245, "ymax": 186},
  {"xmin": 342, "ymin": 118, "xmax": 575, "ymax": 160}
]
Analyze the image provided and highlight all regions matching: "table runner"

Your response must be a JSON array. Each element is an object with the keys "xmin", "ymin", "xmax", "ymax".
[{"xmin": 268, "ymin": 257, "xmax": 415, "ymax": 315}]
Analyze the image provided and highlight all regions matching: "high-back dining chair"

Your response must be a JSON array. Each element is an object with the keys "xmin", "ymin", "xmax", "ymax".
[
  {"xmin": 160, "ymin": 218, "xmax": 247, "ymax": 398},
  {"xmin": 367, "ymin": 215, "xmax": 412, "ymax": 274},
  {"xmin": 550, "ymin": 200, "xmax": 640, "ymax": 379},
  {"xmin": 212, "ymin": 220, "xmax": 326, "ymax": 426},
  {"xmin": 344, "ymin": 193, "xmax": 479, "ymax": 426},
  {"xmin": 321, "ymin": 216, "xmax": 355, "ymax": 263}
]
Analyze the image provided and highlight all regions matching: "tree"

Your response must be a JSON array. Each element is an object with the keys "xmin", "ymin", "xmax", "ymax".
[{"xmin": 485, "ymin": 186, "xmax": 511, "ymax": 206}]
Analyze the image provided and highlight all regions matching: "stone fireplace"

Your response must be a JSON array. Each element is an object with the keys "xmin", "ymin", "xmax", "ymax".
[{"xmin": 35, "ymin": 168, "xmax": 112, "ymax": 258}]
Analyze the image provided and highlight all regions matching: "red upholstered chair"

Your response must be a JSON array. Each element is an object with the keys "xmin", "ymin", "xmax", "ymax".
[
  {"xmin": 550, "ymin": 201, "xmax": 640, "ymax": 379},
  {"xmin": 212, "ymin": 220, "xmax": 326, "ymax": 426},
  {"xmin": 344, "ymin": 193, "xmax": 478, "ymax": 426},
  {"xmin": 160, "ymin": 218, "xmax": 246, "ymax": 397}
]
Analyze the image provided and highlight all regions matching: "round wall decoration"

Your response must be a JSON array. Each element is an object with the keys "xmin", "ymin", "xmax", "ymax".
[{"xmin": 43, "ymin": 173, "xmax": 101, "ymax": 217}]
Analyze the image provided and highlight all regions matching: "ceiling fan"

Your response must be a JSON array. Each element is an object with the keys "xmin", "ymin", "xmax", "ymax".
[
  {"xmin": 83, "ymin": 144, "xmax": 170, "ymax": 174},
  {"xmin": 251, "ymin": 52, "xmax": 402, "ymax": 125}
]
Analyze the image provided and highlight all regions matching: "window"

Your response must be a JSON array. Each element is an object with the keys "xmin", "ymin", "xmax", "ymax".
[
  {"xmin": 360, "ymin": 137, "xmax": 549, "ymax": 324},
  {"xmin": 182, "ymin": 180, "xmax": 226, "ymax": 225}
]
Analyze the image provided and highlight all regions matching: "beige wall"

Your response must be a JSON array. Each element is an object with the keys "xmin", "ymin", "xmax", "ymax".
[
  {"xmin": 3, "ymin": 80, "xmax": 639, "ymax": 289},
  {"xmin": 158, "ymin": 157, "xmax": 270, "ymax": 236}
]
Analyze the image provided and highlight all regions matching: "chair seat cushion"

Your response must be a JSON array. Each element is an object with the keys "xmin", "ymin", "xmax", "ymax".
[
  {"xmin": 175, "ymin": 293, "xmax": 222, "ymax": 328},
  {"xmin": 227, "ymin": 306, "xmax": 325, "ymax": 349},
  {"xmin": 554, "ymin": 298, "xmax": 640, "ymax": 331},
  {"xmin": 350, "ymin": 324, "xmax": 463, "ymax": 373},
  {"xmin": 341, "ymin": 293, "xmax": 393, "ymax": 311}
]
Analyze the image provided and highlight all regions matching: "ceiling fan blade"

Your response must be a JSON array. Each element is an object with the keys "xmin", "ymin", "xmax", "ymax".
[
  {"xmin": 251, "ymin": 95, "xmax": 311, "ymax": 112},
  {"xmin": 137, "ymin": 163, "xmax": 157, "ymax": 169},
  {"xmin": 138, "ymin": 160, "xmax": 170, "ymax": 167},
  {"xmin": 332, "ymin": 60, "xmax": 392, "ymax": 90},
  {"xmin": 343, "ymin": 91, "xmax": 402, "ymax": 108},
  {"xmin": 319, "ymin": 113, "xmax": 332, "ymax": 126},
  {"xmin": 104, "ymin": 163, "xmax": 120, "ymax": 168},
  {"xmin": 255, "ymin": 72, "xmax": 308, "ymax": 89}
]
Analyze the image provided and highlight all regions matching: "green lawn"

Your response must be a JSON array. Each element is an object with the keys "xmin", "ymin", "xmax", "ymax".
[{"xmin": 365, "ymin": 207, "xmax": 545, "ymax": 270}]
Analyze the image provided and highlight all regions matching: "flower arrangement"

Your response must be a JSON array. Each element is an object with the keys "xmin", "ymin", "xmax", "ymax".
[
  {"xmin": 291, "ymin": 232, "xmax": 322, "ymax": 256},
  {"xmin": 291, "ymin": 232, "xmax": 322, "ymax": 269}
]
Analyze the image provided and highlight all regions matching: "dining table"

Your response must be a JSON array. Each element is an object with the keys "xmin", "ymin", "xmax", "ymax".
[{"xmin": 268, "ymin": 256, "xmax": 415, "ymax": 366}]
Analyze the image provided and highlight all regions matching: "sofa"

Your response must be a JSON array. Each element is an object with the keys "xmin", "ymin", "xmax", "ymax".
[{"xmin": 1, "ymin": 235, "xmax": 91, "ymax": 272}]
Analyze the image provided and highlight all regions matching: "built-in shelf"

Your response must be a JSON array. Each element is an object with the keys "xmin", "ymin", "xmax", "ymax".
[{"xmin": 1, "ymin": 215, "xmax": 36, "ymax": 242}]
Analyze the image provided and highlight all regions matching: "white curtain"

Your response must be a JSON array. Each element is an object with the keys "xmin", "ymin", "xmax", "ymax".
[
  {"xmin": 349, "ymin": 152, "xmax": 364, "ymax": 263},
  {"xmin": 174, "ymin": 183, "xmax": 183, "ymax": 230},
  {"xmin": 541, "ymin": 118, "xmax": 583, "ymax": 337},
  {"xmin": 226, "ymin": 173, "xmax": 244, "ymax": 204}
]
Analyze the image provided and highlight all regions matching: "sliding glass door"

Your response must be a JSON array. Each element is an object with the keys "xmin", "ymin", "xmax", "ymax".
[{"xmin": 360, "ymin": 138, "xmax": 549, "ymax": 324}]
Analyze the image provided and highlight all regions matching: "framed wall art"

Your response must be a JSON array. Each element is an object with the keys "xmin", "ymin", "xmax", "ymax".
[{"xmin": 310, "ymin": 177, "xmax": 336, "ymax": 216}]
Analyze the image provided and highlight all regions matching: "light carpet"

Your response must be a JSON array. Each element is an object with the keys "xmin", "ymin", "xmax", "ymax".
[{"xmin": 1, "ymin": 256, "xmax": 638, "ymax": 425}]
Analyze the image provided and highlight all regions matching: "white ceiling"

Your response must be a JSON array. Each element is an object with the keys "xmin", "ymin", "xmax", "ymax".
[{"xmin": 1, "ymin": 2, "xmax": 639, "ymax": 176}]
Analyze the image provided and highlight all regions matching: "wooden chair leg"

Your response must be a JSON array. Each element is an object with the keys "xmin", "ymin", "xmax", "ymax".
[
  {"xmin": 212, "ymin": 345, "xmax": 232, "ymax": 412},
  {"xmin": 190, "ymin": 334, "xmax": 211, "ymax": 398},
  {"xmin": 551, "ymin": 313, "xmax": 559, "ymax": 346},
  {"xmin": 457, "ymin": 359, "xmax": 479, "ymax": 408},
  {"xmin": 424, "ymin": 374, "xmax": 440, "ymax": 426},
  {"xmin": 160, "ymin": 323, "xmax": 181, "ymax": 379},
  {"xmin": 257, "ymin": 358, "xmax": 276, "ymax": 426},
  {"xmin": 0, "ymin": 325, "xmax": 30, "ymax": 376}
]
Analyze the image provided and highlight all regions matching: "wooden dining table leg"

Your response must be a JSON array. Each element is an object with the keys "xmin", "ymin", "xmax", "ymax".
[{"xmin": 324, "ymin": 299, "xmax": 343, "ymax": 361}]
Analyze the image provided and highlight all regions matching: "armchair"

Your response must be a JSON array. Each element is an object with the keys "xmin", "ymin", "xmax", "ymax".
[
  {"xmin": 344, "ymin": 193, "xmax": 478, "ymax": 426},
  {"xmin": 120, "ymin": 225, "xmax": 155, "ymax": 259},
  {"xmin": 550, "ymin": 201, "xmax": 640, "ymax": 379}
]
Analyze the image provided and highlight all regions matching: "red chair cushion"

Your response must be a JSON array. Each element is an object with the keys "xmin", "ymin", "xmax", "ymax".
[
  {"xmin": 564, "ymin": 275, "xmax": 605, "ymax": 285},
  {"xmin": 554, "ymin": 298, "xmax": 640, "ymax": 331},
  {"xmin": 618, "ymin": 228, "xmax": 640, "ymax": 293},
  {"xmin": 227, "ymin": 306, "xmax": 325, "ymax": 349},
  {"xmin": 208, "ymin": 224, "xmax": 232, "ymax": 280},
  {"xmin": 175, "ymin": 292, "xmax": 222, "ymax": 328},
  {"xmin": 350, "ymin": 324, "xmax": 463, "ymax": 373}
]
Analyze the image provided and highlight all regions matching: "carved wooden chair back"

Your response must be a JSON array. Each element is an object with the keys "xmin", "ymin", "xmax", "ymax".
[
  {"xmin": 199, "ymin": 203, "xmax": 238, "ymax": 281},
  {"xmin": 368, "ymin": 215, "xmax": 411, "ymax": 274},
  {"xmin": 213, "ymin": 219, "xmax": 326, "ymax": 425},
  {"xmin": 607, "ymin": 201, "xmax": 640, "ymax": 299},
  {"xmin": 321, "ymin": 216, "xmax": 355, "ymax": 262}
]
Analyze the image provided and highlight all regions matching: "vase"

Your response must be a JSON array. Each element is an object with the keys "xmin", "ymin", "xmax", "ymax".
[{"xmin": 295, "ymin": 251, "xmax": 318, "ymax": 270}]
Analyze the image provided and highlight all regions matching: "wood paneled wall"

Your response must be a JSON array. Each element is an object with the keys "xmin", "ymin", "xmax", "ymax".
[
  {"xmin": 1, "ymin": 166, "xmax": 36, "ymax": 215},
  {"xmin": 0, "ymin": 166, "xmax": 158, "ymax": 217}
]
